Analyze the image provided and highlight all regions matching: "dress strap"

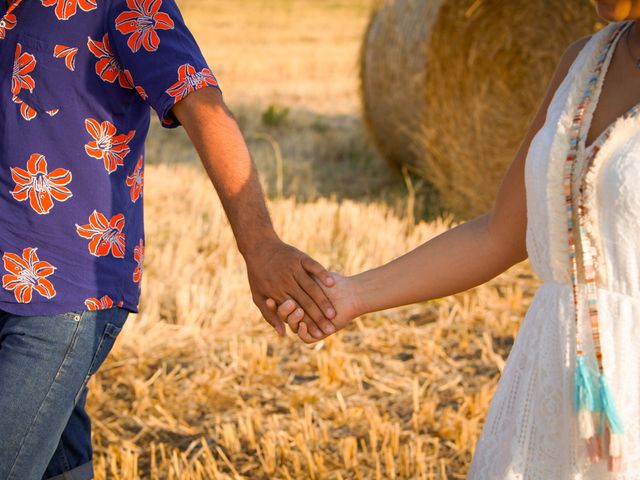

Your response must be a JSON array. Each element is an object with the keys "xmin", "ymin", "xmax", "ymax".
[{"xmin": 564, "ymin": 20, "xmax": 633, "ymax": 471}]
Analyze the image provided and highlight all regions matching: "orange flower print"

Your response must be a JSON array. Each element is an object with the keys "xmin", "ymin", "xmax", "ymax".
[
  {"xmin": 135, "ymin": 85, "xmax": 148, "ymax": 100},
  {"xmin": 10, "ymin": 153, "xmax": 73, "ymax": 215},
  {"xmin": 12, "ymin": 96, "xmax": 38, "ymax": 121},
  {"xmin": 119, "ymin": 69, "xmax": 146, "ymax": 100},
  {"xmin": 2, "ymin": 247, "xmax": 56, "ymax": 303},
  {"xmin": 115, "ymin": 0, "xmax": 175, "ymax": 53},
  {"xmin": 85, "ymin": 294, "xmax": 114, "ymax": 310},
  {"xmin": 76, "ymin": 210, "xmax": 126, "ymax": 258},
  {"xmin": 132, "ymin": 239, "xmax": 143, "ymax": 284},
  {"xmin": 84, "ymin": 118, "xmax": 135, "ymax": 174},
  {"xmin": 53, "ymin": 45, "xmax": 78, "ymax": 71},
  {"xmin": 166, "ymin": 64, "xmax": 218, "ymax": 103},
  {"xmin": 87, "ymin": 34, "xmax": 133, "ymax": 89},
  {"xmin": 0, "ymin": 13, "xmax": 17, "ymax": 39},
  {"xmin": 12, "ymin": 43, "xmax": 35, "ymax": 97},
  {"xmin": 125, "ymin": 155, "xmax": 144, "ymax": 202},
  {"xmin": 121, "ymin": 69, "xmax": 143, "ymax": 93},
  {"xmin": 11, "ymin": 44, "xmax": 39, "ymax": 121},
  {"xmin": 40, "ymin": 0, "xmax": 97, "ymax": 21}
]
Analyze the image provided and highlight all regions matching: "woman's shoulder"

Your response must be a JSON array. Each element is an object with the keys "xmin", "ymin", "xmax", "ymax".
[
  {"xmin": 558, "ymin": 34, "xmax": 592, "ymax": 74},
  {"xmin": 540, "ymin": 34, "xmax": 592, "ymax": 108},
  {"xmin": 551, "ymin": 24, "xmax": 621, "ymax": 94},
  {"xmin": 557, "ymin": 21, "xmax": 629, "ymax": 83}
]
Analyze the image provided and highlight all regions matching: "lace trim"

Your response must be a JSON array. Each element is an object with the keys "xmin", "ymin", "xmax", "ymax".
[
  {"xmin": 545, "ymin": 23, "xmax": 617, "ymax": 284},
  {"xmin": 577, "ymin": 21, "xmax": 634, "ymax": 290}
]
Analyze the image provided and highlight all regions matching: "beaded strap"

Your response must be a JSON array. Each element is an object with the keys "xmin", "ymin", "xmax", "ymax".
[
  {"xmin": 564, "ymin": 21, "xmax": 640, "ymax": 469},
  {"xmin": 564, "ymin": 24, "xmax": 617, "ymax": 366}
]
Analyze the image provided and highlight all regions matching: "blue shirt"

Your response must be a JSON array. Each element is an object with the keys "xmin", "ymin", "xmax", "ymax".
[{"xmin": 0, "ymin": 0, "xmax": 220, "ymax": 315}]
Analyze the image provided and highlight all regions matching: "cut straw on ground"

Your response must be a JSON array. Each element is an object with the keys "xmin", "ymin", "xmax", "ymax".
[{"xmin": 90, "ymin": 163, "xmax": 539, "ymax": 479}]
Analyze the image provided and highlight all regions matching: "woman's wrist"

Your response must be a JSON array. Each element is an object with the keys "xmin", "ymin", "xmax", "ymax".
[{"xmin": 349, "ymin": 271, "xmax": 378, "ymax": 316}]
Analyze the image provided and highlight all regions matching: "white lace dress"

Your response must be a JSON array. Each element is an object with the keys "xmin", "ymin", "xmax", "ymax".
[{"xmin": 467, "ymin": 21, "xmax": 640, "ymax": 479}]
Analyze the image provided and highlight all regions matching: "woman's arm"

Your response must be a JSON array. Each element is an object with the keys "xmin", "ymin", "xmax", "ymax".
[
  {"xmin": 356, "ymin": 35, "xmax": 591, "ymax": 313},
  {"xmin": 273, "ymin": 35, "xmax": 591, "ymax": 343}
]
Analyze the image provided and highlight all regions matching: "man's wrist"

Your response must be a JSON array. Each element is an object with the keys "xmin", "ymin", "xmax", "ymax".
[{"xmin": 237, "ymin": 226, "xmax": 280, "ymax": 258}]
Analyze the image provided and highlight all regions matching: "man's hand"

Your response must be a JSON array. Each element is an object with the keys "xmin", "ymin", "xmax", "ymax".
[
  {"xmin": 244, "ymin": 239, "xmax": 337, "ymax": 338},
  {"xmin": 267, "ymin": 273, "xmax": 361, "ymax": 343}
]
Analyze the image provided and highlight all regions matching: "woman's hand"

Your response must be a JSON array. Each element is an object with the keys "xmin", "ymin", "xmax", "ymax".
[{"xmin": 266, "ymin": 273, "xmax": 362, "ymax": 343}]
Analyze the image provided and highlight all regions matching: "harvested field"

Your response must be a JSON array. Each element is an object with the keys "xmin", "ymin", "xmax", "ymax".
[
  {"xmin": 92, "ymin": 163, "xmax": 537, "ymax": 479},
  {"xmin": 89, "ymin": 1, "xmax": 543, "ymax": 478}
]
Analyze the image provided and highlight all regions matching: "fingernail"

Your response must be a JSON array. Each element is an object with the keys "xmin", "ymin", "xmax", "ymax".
[
  {"xmin": 326, "ymin": 308, "xmax": 336, "ymax": 318},
  {"xmin": 324, "ymin": 323, "xmax": 335, "ymax": 334}
]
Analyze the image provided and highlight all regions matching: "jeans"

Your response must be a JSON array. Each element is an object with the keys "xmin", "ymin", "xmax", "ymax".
[{"xmin": 0, "ymin": 306, "xmax": 129, "ymax": 480}]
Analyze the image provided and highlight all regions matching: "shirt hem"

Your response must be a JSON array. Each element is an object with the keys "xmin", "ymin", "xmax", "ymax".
[{"xmin": 0, "ymin": 299, "xmax": 139, "ymax": 317}]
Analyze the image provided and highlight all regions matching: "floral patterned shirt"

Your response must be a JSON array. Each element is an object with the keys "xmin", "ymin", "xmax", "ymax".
[{"xmin": 0, "ymin": 0, "xmax": 220, "ymax": 315}]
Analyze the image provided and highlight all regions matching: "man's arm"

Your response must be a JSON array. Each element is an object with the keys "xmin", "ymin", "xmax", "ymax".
[{"xmin": 171, "ymin": 86, "xmax": 337, "ymax": 338}]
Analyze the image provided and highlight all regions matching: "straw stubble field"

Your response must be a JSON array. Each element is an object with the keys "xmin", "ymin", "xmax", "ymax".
[{"xmin": 90, "ymin": 1, "xmax": 540, "ymax": 478}]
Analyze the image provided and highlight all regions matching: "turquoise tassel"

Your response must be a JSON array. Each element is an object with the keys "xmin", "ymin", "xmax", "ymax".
[
  {"xmin": 598, "ymin": 375, "xmax": 624, "ymax": 434},
  {"xmin": 575, "ymin": 356, "xmax": 598, "ymax": 412}
]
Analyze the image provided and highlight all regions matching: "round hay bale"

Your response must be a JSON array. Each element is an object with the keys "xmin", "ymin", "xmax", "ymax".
[
  {"xmin": 360, "ymin": 0, "xmax": 445, "ymax": 169},
  {"xmin": 360, "ymin": 0, "xmax": 601, "ymax": 220}
]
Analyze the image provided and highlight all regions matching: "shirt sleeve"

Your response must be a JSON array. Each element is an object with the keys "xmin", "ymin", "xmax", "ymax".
[{"xmin": 106, "ymin": 0, "xmax": 221, "ymax": 128}]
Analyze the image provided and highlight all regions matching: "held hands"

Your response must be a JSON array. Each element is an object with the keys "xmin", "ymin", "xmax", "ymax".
[
  {"xmin": 243, "ymin": 238, "xmax": 338, "ymax": 339},
  {"xmin": 266, "ymin": 273, "xmax": 362, "ymax": 343}
]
